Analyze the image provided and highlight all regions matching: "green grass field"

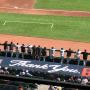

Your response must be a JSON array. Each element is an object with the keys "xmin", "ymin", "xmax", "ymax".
[
  {"xmin": 0, "ymin": 13, "xmax": 90, "ymax": 42},
  {"xmin": 35, "ymin": 0, "xmax": 90, "ymax": 11}
]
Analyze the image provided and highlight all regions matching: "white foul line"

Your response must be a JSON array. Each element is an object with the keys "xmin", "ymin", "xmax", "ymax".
[
  {"xmin": 3, "ymin": 20, "xmax": 54, "ymax": 30},
  {"xmin": 4, "ymin": 20, "xmax": 53, "ymax": 25}
]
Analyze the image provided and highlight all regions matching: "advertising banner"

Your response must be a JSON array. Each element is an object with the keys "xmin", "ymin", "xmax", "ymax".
[{"xmin": 81, "ymin": 68, "xmax": 90, "ymax": 77}]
